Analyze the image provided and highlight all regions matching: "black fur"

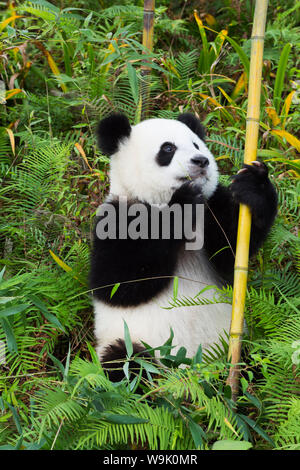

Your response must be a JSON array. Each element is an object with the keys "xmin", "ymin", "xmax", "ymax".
[
  {"xmin": 96, "ymin": 113, "xmax": 131, "ymax": 156},
  {"xmin": 204, "ymin": 162, "xmax": 278, "ymax": 282},
  {"xmin": 90, "ymin": 189, "xmax": 201, "ymax": 306},
  {"xmin": 90, "ymin": 162, "xmax": 277, "ymax": 304},
  {"xmin": 91, "ymin": 113, "xmax": 277, "ymax": 382},
  {"xmin": 101, "ymin": 339, "xmax": 154, "ymax": 383},
  {"xmin": 177, "ymin": 113, "xmax": 206, "ymax": 141},
  {"xmin": 156, "ymin": 142, "xmax": 177, "ymax": 166}
]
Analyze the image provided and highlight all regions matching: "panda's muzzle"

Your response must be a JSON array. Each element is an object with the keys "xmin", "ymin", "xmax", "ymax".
[{"xmin": 191, "ymin": 155, "xmax": 209, "ymax": 168}]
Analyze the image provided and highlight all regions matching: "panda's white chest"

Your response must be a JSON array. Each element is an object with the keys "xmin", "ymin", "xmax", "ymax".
[{"xmin": 93, "ymin": 249, "xmax": 232, "ymax": 359}]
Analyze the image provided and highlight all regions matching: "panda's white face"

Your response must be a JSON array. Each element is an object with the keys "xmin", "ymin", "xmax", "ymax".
[{"xmin": 109, "ymin": 118, "xmax": 218, "ymax": 204}]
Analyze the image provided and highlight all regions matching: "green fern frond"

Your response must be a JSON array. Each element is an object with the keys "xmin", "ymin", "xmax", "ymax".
[
  {"xmin": 275, "ymin": 398, "xmax": 300, "ymax": 449},
  {"xmin": 207, "ymin": 133, "xmax": 244, "ymax": 169},
  {"xmin": 156, "ymin": 368, "xmax": 240, "ymax": 440}
]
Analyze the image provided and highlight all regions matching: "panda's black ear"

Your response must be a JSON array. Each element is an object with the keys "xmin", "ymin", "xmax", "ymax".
[
  {"xmin": 96, "ymin": 113, "xmax": 131, "ymax": 156},
  {"xmin": 177, "ymin": 113, "xmax": 206, "ymax": 142}
]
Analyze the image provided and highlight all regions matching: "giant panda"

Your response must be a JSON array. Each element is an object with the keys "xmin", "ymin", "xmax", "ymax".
[{"xmin": 90, "ymin": 112, "xmax": 277, "ymax": 380}]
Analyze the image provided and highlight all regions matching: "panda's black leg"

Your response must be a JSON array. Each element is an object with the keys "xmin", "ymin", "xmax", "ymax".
[{"xmin": 101, "ymin": 339, "xmax": 155, "ymax": 384}]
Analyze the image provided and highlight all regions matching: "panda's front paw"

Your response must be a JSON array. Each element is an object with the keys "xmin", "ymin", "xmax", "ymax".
[
  {"xmin": 170, "ymin": 180, "xmax": 204, "ymax": 207},
  {"xmin": 230, "ymin": 161, "xmax": 277, "ymax": 227}
]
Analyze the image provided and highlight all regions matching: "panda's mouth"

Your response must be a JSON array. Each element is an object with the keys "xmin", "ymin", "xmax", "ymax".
[{"xmin": 177, "ymin": 168, "xmax": 208, "ymax": 183}]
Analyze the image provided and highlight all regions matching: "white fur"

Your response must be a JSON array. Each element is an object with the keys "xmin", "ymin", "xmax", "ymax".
[
  {"xmin": 94, "ymin": 117, "xmax": 231, "ymax": 360},
  {"xmin": 109, "ymin": 118, "xmax": 219, "ymax": 204},
  {"xmin": 94, "ymin": 249, "xmax": 232, "ymax": 360}
]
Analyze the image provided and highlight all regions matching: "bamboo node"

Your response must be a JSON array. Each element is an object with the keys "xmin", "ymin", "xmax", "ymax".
[
  {"xmin": 234, "ymin": 266, "xmax": 248, "ymax": 272},
  {"xmin": 246, "ymin": 117, "xmax": 260, "ymax": 123}
]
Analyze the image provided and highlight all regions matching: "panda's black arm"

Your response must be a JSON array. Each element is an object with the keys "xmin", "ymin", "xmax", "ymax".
[
  {"xmin": 204, "ymin": 163, "xmax": 278, "ymax": 282},
  {"xmin": 89, "ymin": 200, "xmax": 183, "ymax": 307}
]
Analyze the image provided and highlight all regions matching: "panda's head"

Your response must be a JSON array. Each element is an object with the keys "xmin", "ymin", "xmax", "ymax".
[{"xmin": 96, "ymin": 112, "xmax": 218, "ymax": 204}]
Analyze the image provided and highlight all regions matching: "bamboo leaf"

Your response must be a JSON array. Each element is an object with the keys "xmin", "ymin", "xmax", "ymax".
[
  {"xmin": 127, "ymin": 62, "xmax": 139, "ymax": 105},
  {"xmin": 5, "ymin": 89, "xmax": 24, "ymax": 100},
  {"xmin": 188, "ymin": 418, "xmax": 207, "ymax": 449},
  {"xmin": 194, "ymin": 10, "xmax": 209, "ymax": 72},
  {"xmin": 281, "ymin": 90, "xmax": 295, "ymax": 128},
  {"xmin": 0, "ymin": 304, "xmax": 30, "ymax": 318},
  {"xmin": 34, "ymin": 41, "xmax": 68, "ymax": 92},
  {"xmin": 110, "ymin": 283, "xmax": 120, "ymax": 299},
  {"xmin": 74, "ymin": 143, "xmax": 93, "ymax": 171},
  {"xmin": 49, "ymin": 250, "xmax": 72, "ymax": 273},
  {"xmin": 5, "ymin": 128, "xmax": 15, "ymax": 155},
  {"xmin": 173, "ymin": 276, "xmax": 178, "ymax": 300},
  {"xmin": 231, "ymin": 72, "xmax": 246, "ymax": 100},
  {"xmin": 225, "ymin": 36, "xmax": 250, "ymax": 79},
  {"xmin": 238, "ymin": 414, "xmax": 275, "ymax": 446},
  {"xmin": 266, "ymin": 107, "xmax": 281, "ymax": 127},
  {"xmin": 124, "ymin": 320, "xmax": 133, "ymax": 358},
  {"xmin": 26, "ymin": 294, "xmax": 65, "ymax": 332},
  {"xmin": 273, "ymin": 43, "xmax": 292, "ymax": 114},
  {"xmin": 103, "ymin": 413, "xmax": 148, "ymax": 424},
  {"xmin": 271, "ymin": 130, "xmax": 300, "ymax": 152},
  {"xmin": 212, "ymin": 440, "xmax": 252, "ymax": 450},
  {"xmin": 0, "ymin": 15, "xmax": 22, "ymax": 31},
  {"xmin": 0, "ymin": 318, "xmax": 17, "ymax": 352}
]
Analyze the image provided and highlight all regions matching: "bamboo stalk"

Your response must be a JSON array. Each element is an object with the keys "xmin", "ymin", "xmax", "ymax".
[
  {"xmin": 141, "ymin": 0, "xmax": 155, "ymax": 120},
  {"xmin": 227, "ymin": 0, "xmax": 268, "ymax": 400}
]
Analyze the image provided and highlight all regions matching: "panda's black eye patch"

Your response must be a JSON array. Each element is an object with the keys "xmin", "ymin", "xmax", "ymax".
[
  {"xmin": 193, "ymin": 142, "xmax": 199, "ymax": 150},
  {"xmin": 156, "ymin": 142, "xmax": 177, "ymax": 166}
]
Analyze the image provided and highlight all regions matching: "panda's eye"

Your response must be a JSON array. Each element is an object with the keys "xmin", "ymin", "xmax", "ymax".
[
  {"xmin": 193, "ymin": 142, "xmax": 199, "ymax": 150},
  {"xmin": 157, "ymin": 142, "xmax": 177, "ymax": 166},
  {"xmin": 162, "ymin": 142, "xmax": 176, "ymax": 153}
]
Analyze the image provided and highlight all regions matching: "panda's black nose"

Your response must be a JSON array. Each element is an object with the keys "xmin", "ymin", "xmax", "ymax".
[{"xmin": 191, "ymin": 156, "xmax": 209, "ymax": 168}]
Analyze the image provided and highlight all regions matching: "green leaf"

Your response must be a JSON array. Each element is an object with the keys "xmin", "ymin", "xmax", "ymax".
[
  {"xmin": 124, "ymin": 320, "xmax": 133, "ymax": 358},
  {"xmin": 224, "ymin": 384, "xmax": 232, "ymax": 400},
  {"xmin": 127, "ymin": 62, "xmax": 139, "ymax": 105},
  {"xmin": 123, "ymin": 361, "xmax": 130, "ymax": 380},
  {"xmin": 193, "ymin": 344, "xmax": 202, "ymax": 366},
  {"xmin": 6, "ymin": 403, "xmax": 22, "ymax": 435},
  {"xmin": 241, "ymin": 377, "xmax": 248, "ymax": 394},
  {"xmin": 173, "ymin": 276, "xmax": 178, "ymax": 300},
  {"xmin": 0, "ymin": 297, "xmax": 18, "ymax": 305},
  {"xmin": 0, "ymin": 317, "xmax": 17, "ymax": 352},
  {"xmin": 239, "ymin": 414, "xmax": 275, "ymax": 446},
  {"xmin": 135, "ymin": 358, "xmax": 160, "ymax": 375},
  {"xmin": 48, "ymin": 352, "xmax": 65, "ymax": 378},
  {"xmin": 0, "ymin": 267, "xmax": 5, "ymax": 282},
  {"xmin": 104, "ymin": 413, "xmax": 149, "ymax": 424},
  {"xmin": 64, "ymin": 343, "xmax": 71, "ymax": 381},
  {"xmin": 244, "ymin": 391, "xmax": 262, "ymax": 412},
  {"xmin": 225, "ymin": 35, "xmax": 250, "ymax": 78},
  {"xmin": 159, "ymin": 328, "xmax": 174, "ymax": 356},
  {"xmin": 274, "ymin": 43, "xmax": 292, "ymax": 114},
  {"xmin": 26, "ymin": 294, "xmax": 65, "ymax": 332},
  {"xmin": 110, "ymin": 283, "xmax": 120, "ymax": 299},
  {"xmin": 188, "ymin": 418, "xmax": 207, "ymax": 449},
  {"xmin": 174, "ymin": 346, "xmax": 188, "ymax": 366},
  {"xmin": 0, "ymin": 303, "xmax": 30, "ymax": 318},
  {"xmin": 212, "ymin": 440, "xmax": 252, "ymax": 450}
]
